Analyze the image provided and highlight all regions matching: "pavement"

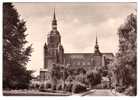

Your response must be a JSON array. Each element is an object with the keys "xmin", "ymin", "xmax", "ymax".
[
  {"xmin": 83, "ymin": 89, "xmax": 114, "ymax": 96},
  {"xmin": 72, "ymin": 89, "xmax": 96, "ymax": 96},
  {"xmin": 73, "ymin": 89, "xmax": 125, "ymax": 96},
  {"xmin": 3, "ymin": 89, "xmax": 125, "ymax": 96}
]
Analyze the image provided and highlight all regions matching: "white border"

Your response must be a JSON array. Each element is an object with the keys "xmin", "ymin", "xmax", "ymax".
[
  {"xmin": 0, "ymin": 0, "xmax": 139, "ymax": 100},
  {"xmin": 0, "ymin": 0, "xmax": 138, "ymax": 2}
]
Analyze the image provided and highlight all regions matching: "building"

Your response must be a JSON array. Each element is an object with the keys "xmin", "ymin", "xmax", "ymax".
[{"xmin": 40, "ymin": 10, "xmax": 114, "ymax": 81}]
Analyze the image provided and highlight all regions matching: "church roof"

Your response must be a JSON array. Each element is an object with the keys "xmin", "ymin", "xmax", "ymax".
[
  {"xmin": 102, "ymin": 53, "xmax": 114, "ymax": 56},
  {"xmin": 64, "ymin": 53, "xmax": 114, "ymax": 58},
  {"xmin": 64, "ymin": 53, "xmax": 93, "ymax": 56},
  {"xmin": 64, "ymin": 52, "xmax": 113, "ymax": 55}
]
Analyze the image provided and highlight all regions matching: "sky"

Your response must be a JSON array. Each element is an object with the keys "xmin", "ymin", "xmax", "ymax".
[{"xmin": 13, "ymin": 2, "xmax": 136, "ymax": 76}]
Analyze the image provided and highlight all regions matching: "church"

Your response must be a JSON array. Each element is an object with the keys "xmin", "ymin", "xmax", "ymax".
[{"xmin": 40, "ymin": 11, "xmax": 114, "ymax": 81}]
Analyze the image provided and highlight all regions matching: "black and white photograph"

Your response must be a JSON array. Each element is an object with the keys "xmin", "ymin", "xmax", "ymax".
[{"xmin": 2, "ymin": 2, "xmax": 137, "ymax": 96}]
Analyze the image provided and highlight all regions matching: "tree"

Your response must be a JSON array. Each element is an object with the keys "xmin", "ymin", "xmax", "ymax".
[
  {"xmin": 111, "ymin": 13, "xmax": 136, "ymax": 95},
  {"xmin": 3, "ymin": 3, "xmax": 32, "ymax": 89},
  {"xmin": 86, "ymin": 70, "xmax": 101, "ymax": 88},
  {"xmin": 50, "ymin": 64, "xmax": 61, "ymax": 90},
  {"xmin": 75, "ymin": 74, "xmax": 87, "ymax": 85}
]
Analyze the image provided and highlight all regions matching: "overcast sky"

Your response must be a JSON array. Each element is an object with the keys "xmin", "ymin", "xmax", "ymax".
[{"xmin": 14, "ymin": 2, "xmax": 136, "ymax": 76}]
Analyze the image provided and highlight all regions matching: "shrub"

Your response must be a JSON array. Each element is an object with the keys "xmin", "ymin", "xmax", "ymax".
[
  {"xmin": 93, "ymin": 84, "xmax": 103, "ymax": 89},
  {"xmin": 39, "ymin": 84, "xmax": 45, "ymax": 89},
  {"xmin": 29, "ymin": 84, "xmax": 34, "ymax": 89},
  {"xmin": 52, "ymin": 84, "xmax": 56, "ymax": 90},
  {"xmin": 116, "ymin": 86, "xmax": 126, "ymax": 93},
  {"xmin": 86, "ymin": 70, "xmax": 101, "ymax": 88},
  {"xmin": 46, "ymin": 82, "xmax": 51, "ymax": 89},
  {"xmin": 39, "ymin": 84, "xmax": 46, "ymax": 92},
  {"xmin": 56, "ymin": 84, "xmax": 62, "ymax": 90},
  {"xmin": 124, "ymin": 85, "xmax": 136, "ymax": 96},
  {"xmin": 35, "ymin": 84, "xmax": 39, "ymax": 89},
  {"xmin": 72, "ymin": 82, "xmax": 87, "ymax": 93},
  {"xmin": 75, "ymin": 74, "xmax": 87, "ymax": 85},
  {"xmin": 65, "ymin": 82, "xmax": 73, "ymax": 92},
  {"xmin": 66, "ymin": 75, "xmax": 73, "ymax": 82}
]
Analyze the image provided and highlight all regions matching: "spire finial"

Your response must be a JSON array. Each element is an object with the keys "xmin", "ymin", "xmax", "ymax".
[
  {"xmin": 52, "ymin": 8, "xmax": 57, "ymax": 29},
  {"xmin": 53, "ymin": 8, "xmax": 56, "ymax": 20},
  {"xmin": 94, "ymin": 33, "xmax": 101, "ymax": 54},
  {"xmin": 96, "ymin": 33, "xmax": 98, "ymax": 45}
]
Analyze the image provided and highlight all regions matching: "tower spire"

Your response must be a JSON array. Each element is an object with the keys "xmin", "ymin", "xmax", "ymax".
[
  {"xmin": 94, "ymin": 34, "xmax": 101, "ymax": 54},
  {"xmin": 96, "ymin": 34, "xmax": 98, "ymax": 45},
  {"xmin": 53, "ymin": 8, "xmax": 56, "ymax": 20},
  {"xmin": 52, "ymin": 8, "xmax": 57, "ymax": 30}
]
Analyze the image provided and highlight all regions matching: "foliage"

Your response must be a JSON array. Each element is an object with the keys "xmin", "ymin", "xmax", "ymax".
[
  {"xmin": 52, "ymin": 84, "xmax": 56, "ymax": 90},
  {"xmin": 66, "ymin": 82, "xmax": 73, "ymax": 92},
  {"xmin": 66, "ymin": 75, "xmax": 73, "ymax": 82},
  {"xmin": 50, "ymin": 64, "xmax": 72, "ymax": 90},
  {"xmin": 77, "ymin": 68, "xmax": 86, "ymax": 75},
  {"xmin": 3, "ymin": 3, "xmax": 32, "ymax": 89},
  {"xmin": 111, "ymin": 13, "xmax": 136, "ymax": 95},
  {"xmin": 39, "ymin": 84, "xmax": 45, "ymax": 90},
  {"xmin": 115, "ymin": 86, "xmax": 126, "ymax": 93},
  {"xmin": 50, "ymin": 64, "xmax": 61, "ymax": 89},
  {"xmin": 56, "ymin": 83, "xmax": 62, "ymax": 90},
  {"xmin": 92, "ymin": 83, "xmax": 110, "ymax": 89},
  {"xmin": 86, "ymin": 70, "xmax": 101, "ymax": 88},
  {"xmin": 72, "ymin": 82, "xmax": 87, "ymax": 93},
  {"xmin": 46, "ymin": 82, "xmax": 51, "ymax": 89},
  {"xmin": 124, "ymin": 85, "xmax": 136, "ymax": 96},
  {"xmin": 75, "ymin": 74, "xmax": 87, "ymax": 85},
  {"xmin": 35, "ymin": 84, "xmax": 40, "ymax": 89},
  {"xmin": 67, "ymin": 68, "xmax": 75, "ymax": 76}
]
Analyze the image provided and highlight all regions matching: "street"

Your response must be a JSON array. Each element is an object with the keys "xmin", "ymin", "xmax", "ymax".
[{"xmin": 83, "ymin": 89, "xmax": 115, "ymax": 96}]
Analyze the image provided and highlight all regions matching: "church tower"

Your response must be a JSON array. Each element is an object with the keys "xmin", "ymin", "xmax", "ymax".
[
  {"xmin": 44, "ymin": 10, "xmax": 64, "ymax": 69},
  {"xmin": 94, "ymin": 35, "xmax": 101, "ymax": 55},
  {"xmin": 93, "ymin": 35, "xmax": 102, "ymax": 67}
]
